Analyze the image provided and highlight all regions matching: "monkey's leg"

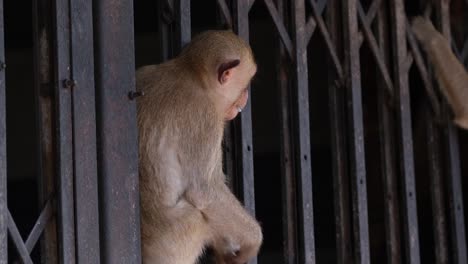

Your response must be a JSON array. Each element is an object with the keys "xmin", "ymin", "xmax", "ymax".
[
  {"xmin": 142, "ymin": 202, "xmax": 211, "ymax": 264},
  {"xmin": 412, "ymin": 17, "xmax": 468, "ymax": 129}
]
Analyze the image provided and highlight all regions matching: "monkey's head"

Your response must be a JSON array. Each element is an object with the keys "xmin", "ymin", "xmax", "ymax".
[{"xmin": 180, "ymin": 30, "xmax": 257, "ymax": 121}]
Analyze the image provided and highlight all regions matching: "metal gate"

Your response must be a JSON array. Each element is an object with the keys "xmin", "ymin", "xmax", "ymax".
[{"xmin": 1, "ymin": 0, "xmax": 468, "ymax": 263}]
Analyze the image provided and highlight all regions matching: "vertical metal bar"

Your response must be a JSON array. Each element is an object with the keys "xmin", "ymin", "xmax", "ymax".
[
  {"xmin": 327, "ymin": 1, "xmax": 353, "ymax": 263},
  {"xmin": 53, "ymin": 0, "xmax": 76, "ymax": 261},
  {"xmin": 157, "ymin": 0, "xmax": 172, "ymax": 62},
  {"xmin": 376, "ymin": 4, "xmax": 401, "ymax": 264},
  {"xmin": 69, "ymin": 0, "xmax": 100, "ymax": 262},
  {"xmin": 425, "ymin": 106, "xmax": 449, "ymax": 263},
  {"xmin": 341, "ymin": 0, "xmax": 370, "ymax": 263},
  {"xmin": 174, "ymin": 0, "xmax": 191, "ymax": 52},
  {"xmin": 0, "ymin": 0, "xmax": 5, "ymax": 260},
  {"xmin": 276, "ymin": 0, "xmax": 298, "ymax": 263},
  {"xmin": 94, "ymin": 0, "xmax": 141, "ymax": 262},
  {"xmin": 32, "ymin": 0, "xmax": 58, "ymax": 259},
  {"xmin": 232, "ymin": 2, "xmax": 257, "ymax": 264},
  {"xmin": 291, "ymin": 0, "xmax": 315, "ymax": 263},
  {"xmin": 434, "ymin": 2, "xmax": 468, "ymax": 263},
  {"xmin": 389, "ymin": 1, "xmax": 420, "ymax": 263}
]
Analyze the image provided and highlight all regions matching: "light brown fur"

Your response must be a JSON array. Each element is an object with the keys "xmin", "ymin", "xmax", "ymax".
[
  {"xmin": 412, "ymin": 17, "xmax": 468, "ymax": 129},
  {"xmin": 137, "ymin": 30, "xmax": 262, "ymax": 264}
]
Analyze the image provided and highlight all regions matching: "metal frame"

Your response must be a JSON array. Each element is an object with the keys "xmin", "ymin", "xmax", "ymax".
[{"xmin": 0, "ymin": 0, "xmax": 467, "ymax": 263}]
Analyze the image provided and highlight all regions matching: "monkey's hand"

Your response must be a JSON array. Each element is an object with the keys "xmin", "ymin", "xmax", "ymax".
[{"xmin": 411, "ymin": 16, "xmax": 441, "ymax": 47}]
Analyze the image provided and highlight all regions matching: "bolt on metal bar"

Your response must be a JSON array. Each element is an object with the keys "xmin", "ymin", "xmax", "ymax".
[
  {"xmin": 291, "ymin": 0, "xmax": 316, "ymax": 263},
  {"xmin": 389, "ymin": 1, "xmax": 421, "ymax": 263},
  {"xmin": 52, "ymin": 0, "xmax": 77, "ymax": 261},
  {"xmin": 94, "ymin": 0, "xmax": 141, "ymax": 262},
  {"xmin": 342, "ymin": 0, "xmax": 370, "ymax": 263}
]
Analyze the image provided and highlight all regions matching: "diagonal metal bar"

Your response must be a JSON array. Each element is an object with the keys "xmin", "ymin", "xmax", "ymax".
[
  {"xmin": 406, "ymin": 19, "xmax": 441, "ymax": 117},
  {"xmin": 305, "ymin": 17, "xmax": 317, "ymax": 44},
  {"xmin": 316, "ymin": 0, "xmax": 327, "ymax": 15},
  {"xmin": 248, "ymin": 0, "xmax": 255, "ymax": 11},
  {"xmin": 357, "ymin": 3, "xmax": 394, "ymax": 99},
  {"xmin": 308, "ymin": 0, "xmax": 343, "ymax": 79},
  {"xmin": 216, "ymin": 0, "xmax": 232, "ymax": 27},
  {"xmin": 7, "ymin": 211, "xmax": 33, "ymax": 264},
  {"xmin": 24, "ymin": 199, "xmax": 54, "ymax": 253},
  {"xmin": 365, "ymin": 0, "xmax": 382, "ymax": 25},
  {"xmin": 263, "ymin": 0, "xmax": 293, "ymax": 59}
]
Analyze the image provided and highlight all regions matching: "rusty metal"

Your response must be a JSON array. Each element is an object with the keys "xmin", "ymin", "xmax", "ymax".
[
  {"xmin": 32, "ymin": 0, "xmax": 58, "ymax": 260},
  {"xmin": 94, "ymin": 0, "xmax": 141, "ymax": 262},
  {"xmin": 291, "ymin": 0, "xmax": 315, "ymax": 263}
]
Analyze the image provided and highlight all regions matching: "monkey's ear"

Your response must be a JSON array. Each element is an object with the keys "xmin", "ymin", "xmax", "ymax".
[{"xmin": 218, "ymin": 59, "xmax": 241, "ymax": 84}]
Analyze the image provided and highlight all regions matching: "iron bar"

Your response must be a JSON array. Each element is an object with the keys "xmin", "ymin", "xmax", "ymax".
[
  {"xmin": 327, "ymin": 1, "xmax": 353, "ymax": 263},
  {"xmin": 389, "ymin": 1, "xmax": 421, "ymax": 263},
  {"xmin": 341, "ymin": 0, "xmax": 370, "ymax": 262},
  {"xmin": 425, "ymin": 104, "xmax": 449, "ymax": 263},
  {"xmin": 69, "ymin": 0, "xmax": 101, "ymax": 261},
  {"xmin": 376, "ymin": 4, "xmax": 401, "ymax": 264},
  {"xmin": 435, "ymin": 2, "xmax": 468, "ymax": 263},
  {"xmin": 174, "ymin": 0, "xmax": 191, "ymax": 53},
  {"xmin": 53, "ymin": 0, "xmax": 76, "ymax": 260},
  {"xmin": 0, "ymin": 0, "xmax": 5, "ymax": 260},
  {"xmin": 276, "ymin": 0, "xmax": 298, "ymax": 262},
  {"xmin": 291, "ymin": 0, "xmax": 315, "ymax": 263},
  {"xmin": 32, "ymin": 0, "xmax": 58, "ymax": 260},
  {"xmin": 232, "ymin": 1, "xmax": 258, "ymax": 263},
  {"xmin": 94, "ymin": 0, "xmax": 141, "ymax": 262}
]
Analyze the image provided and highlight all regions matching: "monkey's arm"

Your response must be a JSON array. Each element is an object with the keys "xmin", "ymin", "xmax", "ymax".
[{"xmin": 411, "ymin": 17, "xmax": 468, "ymax": 129}]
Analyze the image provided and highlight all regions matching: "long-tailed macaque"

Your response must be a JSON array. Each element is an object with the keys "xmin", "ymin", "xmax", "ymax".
[
  {"xmin": 136, "ymin": 30, "xmax": 262, "ymax": 264},
  {"xmin": 411, "ymin": 16, "xmax": 468, "ymax": 129}
]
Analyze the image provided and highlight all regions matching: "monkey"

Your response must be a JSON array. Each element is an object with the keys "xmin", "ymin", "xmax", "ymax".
[
  {"xmin": 136, "ymin": 30, "xmax": 262, "ymax": 264},
  {"xmin": 411, "ymin": 16, "xmax": 468, "ymax": 130}
]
